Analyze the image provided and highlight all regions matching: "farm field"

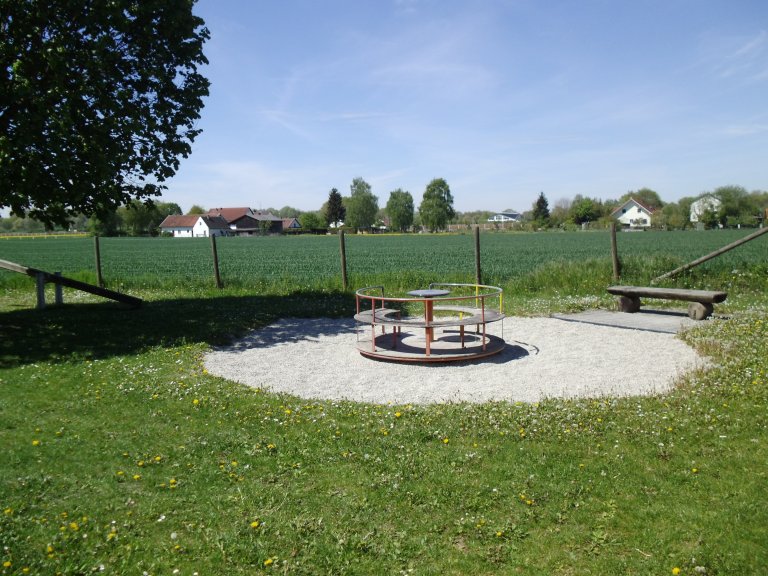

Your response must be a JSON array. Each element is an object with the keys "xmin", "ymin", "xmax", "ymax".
[
  {"xmin": 1, "ymin": 229, "xmax": 766, "ymax": 299},
  {"xmin": 1, "ymin": 229, "xmax": 767, "ymax": 574}
]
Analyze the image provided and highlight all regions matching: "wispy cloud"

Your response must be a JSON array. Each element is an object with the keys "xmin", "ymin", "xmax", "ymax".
[{"xmin": 712, "ymin": 30, "xmax": 768, "ymax": 82}]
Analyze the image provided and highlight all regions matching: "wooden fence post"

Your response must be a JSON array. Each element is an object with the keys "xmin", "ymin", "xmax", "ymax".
[
  {"xmin": 339, "ymin": 230, "xmax": 348, "ymax": 290},
  {"xmin": 36, "ymin": 272, "xmax": 46, "ymax": 309},
  {"xmin": 610, "ymin": 223, "xmax": 621, "ymax": 281},
  {"xmin": 94, "ymin": 235, "xmax": 104, "ymax": 288},
  {"xmin": 54, "ymin": 272, "xmax": 63, "ymax": 305},
  {"xmin": 474, "ymin": 226, "xmax": 482, "ymax": 285},
  {"xmin": 211, "ymin": 234, "xmax": 223, "ymax": 289}
]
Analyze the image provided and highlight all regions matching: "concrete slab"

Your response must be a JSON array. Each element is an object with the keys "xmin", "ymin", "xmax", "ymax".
[{"xmin": 551, "ymin": 308, "xmax": 702, "ymax": 334}]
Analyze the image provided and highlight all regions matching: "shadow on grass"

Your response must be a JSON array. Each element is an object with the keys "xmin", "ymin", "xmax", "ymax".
[{"xmin": 0, "ymin": 291, "xmax": 356, "ymax": 368}]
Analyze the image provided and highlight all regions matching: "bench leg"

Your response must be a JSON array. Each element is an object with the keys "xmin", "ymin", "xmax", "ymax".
[
  {"xmin": 617, "ymin": 295, "xmax": 641, "ymax": 313},
  {"xmin": 688, "ymin": 302, "xmax": 713, "ymax": 320}
]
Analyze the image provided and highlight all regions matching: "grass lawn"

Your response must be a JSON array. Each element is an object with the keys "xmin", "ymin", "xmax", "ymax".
[{"xmin": 1, "ymin": 281, "xmax": 767, "ymax": 575}]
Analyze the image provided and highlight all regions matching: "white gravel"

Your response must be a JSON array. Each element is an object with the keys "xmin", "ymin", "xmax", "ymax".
[{"xmin": 204, "ymin": 317, "xmax": 706, "ymax": 405}]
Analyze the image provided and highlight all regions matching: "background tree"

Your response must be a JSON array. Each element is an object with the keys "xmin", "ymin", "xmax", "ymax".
[
  {"xmin": 87, "ymin": 211, "xmax": 122, "ymax": 237},
  {"xmin": 714, "ymin": 185, "xmax": 749, "ymax": 227},
  {"xmin": 619, "ymin": 188, "xmax": 664, "ymax": 209},
  {"xmin": 569, "ymin": 195, "xmax": 603, "ymax": 225},
  {"xmin": 187, "ymin": 205, "xmax": 206, "ymax": 215},
  {"xmin": 324, "ymin": 188, "xmax": 345, "ymax": 227},
  {"xmin": 385, "ymin": 189, "xmax": 414, "ymax": 232},
  {"xmin": 0, "ymin": 0, "xmax": 210, "ymax": 228},
  {"xmin": 345, "ymin": 177, "xmax": 379, "ymax": 231},
  {"xmin": 549, "ymin": 198, "xmax": 572, "ymax": 228},
  {"xmin": 120, "ymin": 200, "xmax": 181, "ymax": 236},
  {"xmin": 300, "ymin": 211, "xmax": 324, "ymax": 231},
  {"xmin": 531, "ymin": 192, "xmax": 550, "ymax": 226},
  {"xmin": 418, "ymin": 178, "xmax": 455, "ymax": 232}
]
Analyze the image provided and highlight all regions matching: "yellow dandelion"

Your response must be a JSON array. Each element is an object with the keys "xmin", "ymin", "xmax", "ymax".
[
  {"xmin": 137, "ymin": 460, "xmax": 145, "ymax": 467},
  {"xmin": 3, "ymin": 507, "xmax": 12, "ymax": 516},
  {"xmin": 193, "ymin": 398, "xmax": 199, "ymax": 406},
  {"xmin": 672, "ymin": 568, "xmax": 681, "ymax": 575},
  {"xmin": 250, "ymin": 520, "xmax": 260, "ymax": 529},
  {"xmin": 3, "ymin": 561, "xmax": 12, "ymax": 568},
  {"xmin": 154, "ymin": 455, "xmax": 162, "ymax": 462},
  {"xmin": 32, "ymin": 439, "xmax": 41, "ymax": 446},
  {"xmin": 264, "ymin": 558, "xmax": 274, "ymax": 567},
  {"xmin": 395, "ymin": 412, "xmax": 402, "ymax": 418},
  {"xmin": 443, "ymin": 438, "xmax": 449, "ymax": 444},
  {"xmin": 69, "ymin": 521, "xmax": 79, "ymax": 531},
  {"xmin": 132, "ymin": 474, "xmax": 141, "ymax": 481}
]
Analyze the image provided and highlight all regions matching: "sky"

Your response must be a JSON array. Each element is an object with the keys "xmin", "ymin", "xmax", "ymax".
[{"xmin": 163, "ymin": 0, "xmax": 768, "ymax": 214}]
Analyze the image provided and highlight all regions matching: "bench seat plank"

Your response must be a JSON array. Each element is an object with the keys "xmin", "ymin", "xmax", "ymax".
[{"xmin": 607, "ymin": 285, "xmax": 727, "ymax": 304}]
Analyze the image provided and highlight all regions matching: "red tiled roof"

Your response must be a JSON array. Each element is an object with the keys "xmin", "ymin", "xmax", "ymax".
[
  {"xmin": 206, "ymin": 207, "xmax": 253, "ymax": 222},
  {"xmin": 159, "ymin": 215, "xmax": 199, "ymax": 228}
]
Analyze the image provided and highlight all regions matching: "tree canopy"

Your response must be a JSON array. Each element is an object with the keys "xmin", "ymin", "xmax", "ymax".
[
  {"xmin": 418, "ymin": 178, "xmax": 455, "ymax": 232},
  {"xmin": 531, "ymin": 192, "xmax": 550, "ymax": 224},
  {"xmin": 385, "ymin": 189, "xmax": 414, "ymax": 232},
  {"xmin": 0, "ymin": 0, "xmax": 210, "ymax": 228},
  {"xmin": 619, "ymin": 188, "xmax": 664, "ymax": 209},
  {"xmin": 324, "ymin": 188, "xmax": 345, "ymax": 227},
  {"xmin": 345, "ymin": 177, "xmax": 378, "ymax": 230}
]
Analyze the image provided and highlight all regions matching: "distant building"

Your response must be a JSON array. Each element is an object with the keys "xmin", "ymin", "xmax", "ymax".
[
  {"xmin": 206, "ymin": 207, "xmax": 284, "ymax": 235},
  {"xmin": 282, "ymin": 217, "xmax": 301, "ymax": 230},
  {"xmin": 611, "ymin": 197, "xmax": 655, "ymax": 228},
  {"xmin": 689, "ymin": 195, "xmax": 722, "ymax": 223},
  {"xmin": 159, "ymin": 215, "xmax": 230, "ymax": 237},
  {"xmin": 487, "ymin": 209, "xmax": 522, "ymax": 223}
]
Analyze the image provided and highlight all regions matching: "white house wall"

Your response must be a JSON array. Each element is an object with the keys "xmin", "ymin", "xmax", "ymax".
[{"xmin": 616, "ymin": 205, "xmax": 651, "ymax": 227}]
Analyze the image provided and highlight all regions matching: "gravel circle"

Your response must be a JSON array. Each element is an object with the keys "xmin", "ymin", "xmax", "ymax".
[{"xmin": 204, "ymin": 317, "xmax": 705, "ymax": 405}]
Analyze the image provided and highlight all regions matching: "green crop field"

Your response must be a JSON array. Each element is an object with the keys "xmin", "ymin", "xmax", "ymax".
[{"xmin": 1, "ymin": 230, "xmax": 766, "ymax": 297}]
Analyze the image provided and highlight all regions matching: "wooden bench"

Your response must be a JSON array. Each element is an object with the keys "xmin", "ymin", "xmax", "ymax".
[{"xmin": 607, "ymin": 285, "xmax": 727, "ymax": 320}]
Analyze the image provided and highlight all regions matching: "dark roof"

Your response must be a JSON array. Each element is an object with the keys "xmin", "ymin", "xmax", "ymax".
[{"xmin": 200, "ymin": 215, "xmax": 230, "ymax": 230}]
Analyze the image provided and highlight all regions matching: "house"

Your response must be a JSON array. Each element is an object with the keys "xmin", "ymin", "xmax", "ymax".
[
  {"xmin": 282, "ymin": 217, "xmax": 301, "ymax": 230},
  {"xmin": 159, "ymin": 215, "xmax": 230, "ymax": 237},
  {"xmin": 206, "ymin": 207, "xmax": 284, "ymax": 235},
  {"xmin": 487, "ymin": 209, "xmax": 522, "ymax": 223},
  {"xmin": 689, "ymin": 195, "xmax": 722, "ymax": 223},
  {"xmin": 611, "ymin": 197, "xmax": 655, "ymax": 228}
]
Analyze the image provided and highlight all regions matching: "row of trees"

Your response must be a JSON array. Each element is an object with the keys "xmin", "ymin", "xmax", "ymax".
[{"xmin": 290, "ymin": 177, "xmax": 456, "ymax": 233}]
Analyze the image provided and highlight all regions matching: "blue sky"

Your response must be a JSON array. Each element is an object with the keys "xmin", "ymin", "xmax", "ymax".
[{"xmin": 164, "ymin": 0, "xmax": 768, "ymax": 214}]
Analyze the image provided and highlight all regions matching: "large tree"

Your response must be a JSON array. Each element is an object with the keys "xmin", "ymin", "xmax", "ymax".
[
  {"xmin": 345, "ymin": 177, "xmax": 378, "ymax": 231},
  {"xmin": 619, "ymin": 188, "xmax": 664, "ymax": 209},
  {"xmin": 324, "ymin": 188, "xmax": 345, "ymax": 227},
  {"xmin": 0, "ymin": 0, "xmax": 210, "ymax": 228},
  {"xmin": 418, "ymin": 178, "xmax": 455, "ymax": 232},
  {"xmin": 531, "ymin": 191, "xmax": 550, "ymax": 225},
  {"xmin": 385, "ymin": 188, "xmax": 414, "ymax": 232},
  {"xmin": 569, "ymin": 195, "xmax": 603, "ymax": 225}
]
